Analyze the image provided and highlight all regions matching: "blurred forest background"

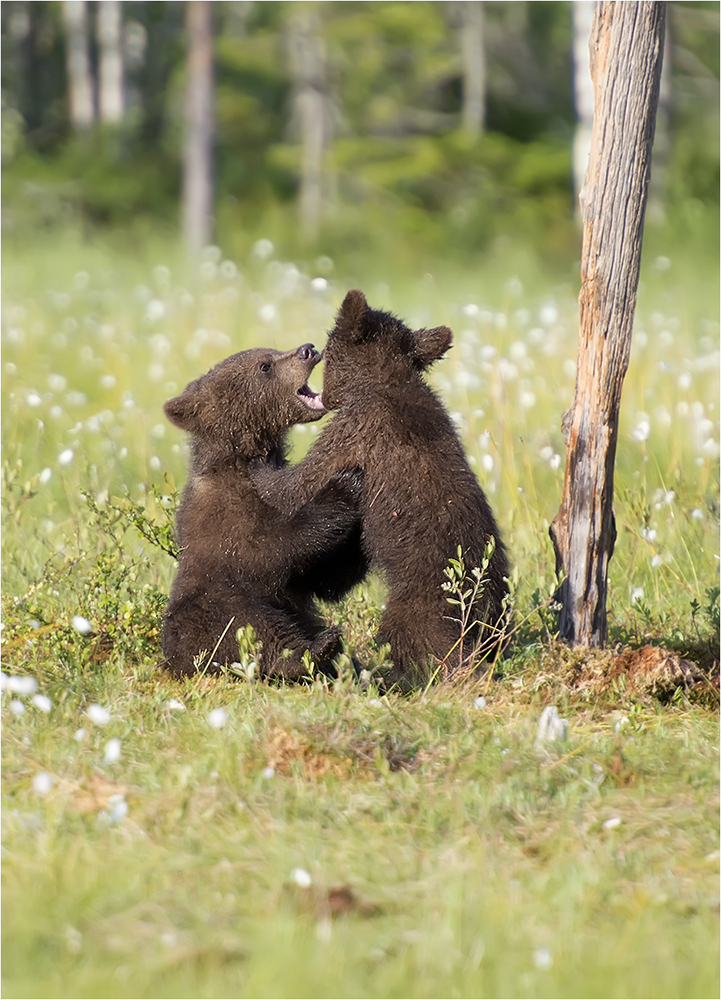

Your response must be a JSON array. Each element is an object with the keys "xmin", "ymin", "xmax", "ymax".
[{"xmin": 2, "ymin": 0, "xmax": 719, "ymax": 277}]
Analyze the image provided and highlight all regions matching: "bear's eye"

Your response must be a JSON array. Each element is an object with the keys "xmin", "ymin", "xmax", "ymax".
[{"xmin": 259, "ymin": 362, "xmax": 271, "ymax": 374}]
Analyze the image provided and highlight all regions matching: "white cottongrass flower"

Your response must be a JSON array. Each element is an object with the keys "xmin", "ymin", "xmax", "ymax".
[
  {"xmin": 253, "ymin": 238, "xmax": 274, "ymax": 259},
  {"xmin": 473, "ymin": 696, "xmax": 486, "ymax": 710},
  {"xmin": 207, "ymin": 707, "xmax": 228, "ymax": 729},
  {"xmin": 72, "ymin": 615, "xmax": 92, "ymax": 635},
  {"xmin": 632, "ymin": 419, "xmax": 651, "ymax": 442},
  {"xmin": 27, "ymin": 392, "xmax": 42, "ymax": 408},
  {"xmin": 480, "ymin": 454, "xmax": 494, "ymax": 474},
  {"xmin": 642, "ymin": 527, "xmax": 657, "ymax": 542},
  {"xmin": 145, "ymin": 299, "xmax": 165, "ymax": 322},
  {"xmin": 533, "ymin": 947, "xmax": 553, "ymax": 971},
  {"xmin": 549, "ymin": 453, "xmax": 562, "ymax": 470},
  {"xmin": 290, "ymin": 867, "xmax": 312, "ymax": 888},
  {"xmin": 614, "ymin": 716, "xmax": 629, "ymax": 734},
  {"xmin": 259, "ymin": 303, "xmax": 277, "ymax": 324},
  {"xmin": 100, "ymin": 374, "xmax": 117, "ymax": 389},
  {"xmin": 99, "ymin": 793, "xmax": 128, "ymax": 826},
  {"xmin": 519, "ymin": 390, "xmax": 536, "ymax": 410},
  {"xmin": 691, "ymin": 508, "xmax": 704, "ymax": 520},
  {"xmin": 262, "ymin": 766, "xmax": 275, "ymax": 779},
  {"xmin": 87, "ymin": 704, "xmax": 111, "ymax": 725},
  {"xmin": 651, "ymin": 555, "xmax": 663, "ymax": 569},
  {"xmin": 310, "ymin": 277, "xmax": 328, "ymax": 292},
  {"xmin": 462, "ymin": 303, "xmax": 480, "ymax": 318},
  {"xmin": 32, "ymin": 694, "xmax": 52, "ymax": 713},
  {"xmin": 33, "ymin": 772, "xmax": 54, "ymax": 796},
  {"xmin": 539, "ymin": 303, "xmax": 558, "ymax": 326},
  {"xmin": 536, "ymin": 706, "xmax": 568, "ymax": 744},
  {"xmin": 9, "ymin": 700, "xmax": 25, "ymax": 715},
  {"xmin": 8, "ymin": 675, "xmax": 38, "ymax": 695},
  {"xmin": 75, "ymin": 728, "xmax": 87, "ymax": 741},
  {"xmin": 58, "ymin": 448, "xmax": 74, "ymax": 466},
  {"xmin": 39, "ymin": 467, "xmax": 52, "ymax": 484},
  {"xmin": 103, "ymin": 738, "xmax": 122, "ymax": 764},
  {"xmin": 167, "ymin": 699, "xmax": 186, "ymax": 711},
  {"xmin": 0, "ymin": 672, "xmax": 7, "ymax": 691},
  {"xmin": 603, "ymin": 816, "xmax": 622, "ymax": 830},
  {"xmin": 631, "ymin": 587, "xmax": 644, "ymax": 605}
]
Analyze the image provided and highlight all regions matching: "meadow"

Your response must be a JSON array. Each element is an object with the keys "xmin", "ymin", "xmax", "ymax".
[{"xmin": 2, "ymin": 226, "xmax": 719, "ymax": 998}]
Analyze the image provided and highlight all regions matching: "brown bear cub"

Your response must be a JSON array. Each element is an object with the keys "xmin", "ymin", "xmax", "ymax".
[
  {"xmin": 251, "ymin": 291, "xmax": 510, "ymax": 689},
  {"xmin": 163, "ymin": 343, "xmax": 367, "ymax": 680}
]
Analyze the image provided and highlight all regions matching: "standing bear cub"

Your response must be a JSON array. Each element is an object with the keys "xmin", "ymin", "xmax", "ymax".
[
  {"xmin": 251, "ymin": 291, "xmax": 510, "ymax": 689},
  {"xmin": 163, "ymin": 343, "xmax": 367, "ymax": 680}
]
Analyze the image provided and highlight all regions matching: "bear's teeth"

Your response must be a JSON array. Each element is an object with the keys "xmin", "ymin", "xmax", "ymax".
[{"xmin": 297, "ymin": 385, "xmax": 325, "ymax": 411}]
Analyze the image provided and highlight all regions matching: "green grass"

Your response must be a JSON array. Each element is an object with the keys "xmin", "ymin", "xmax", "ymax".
[
  {"xmin": 2, "ymin": 226, "xmax": 719, "ymax": 998},
  {"xmin": 2, "ymin": 670, "xmax": 719, "ymax": 999}
]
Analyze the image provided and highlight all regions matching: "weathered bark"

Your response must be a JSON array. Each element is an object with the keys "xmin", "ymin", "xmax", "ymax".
[
  {"xmin": 182, "ymin": 1, "xmax": 214, "ymax": 257},
  {"xmin": 63, "ymin": 0, "xmax": 95, "ymax": 130},
  {"xmin": 288, "ymin": 10, "xmax": 328, "ymax": 242},
  {"xmin": 571, "ymin": 0, "xmax": 596, "ymax": 213},
  {"xmin": 550, "ymin": 1, "xmax": 666, "ymax": 647},
  {"xmin": 97, "ymin": 0, "xmax": 124, "ymax": 124},
  {"xmin": 461, "ymin": 1, "xmax": 486, "ymax": 135}
]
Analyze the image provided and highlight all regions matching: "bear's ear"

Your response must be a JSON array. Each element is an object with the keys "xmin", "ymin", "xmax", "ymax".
[
  {"xmin": 413, "ymin": 326, "xmax": 453, "ymax": 368},
  {"xmin": 334, "ymin": 289, "xmax": 369, "ymax": 342},
  {"xmin": 164, "ymin": 382, "xmax": 201, "ymax": 431}
]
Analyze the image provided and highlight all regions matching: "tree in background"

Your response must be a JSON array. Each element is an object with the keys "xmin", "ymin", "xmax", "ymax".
[
  {"xmin": 97, "ymin": 0, "xmax": 124, "ymax": 124},
  {"xmin": 62, "ymin": 0, "xmax": 94, "ymax": 130},
  {"xmin": 288, "ymin": 7, "xmax": 330, "ymax": 242},
  {"xmin": 182, "ymin": 0, "xmax": 214, "ymax": 256},
  {"xmin": 460, "ymin": 1, "xmax": 485, "ymax": 135}
]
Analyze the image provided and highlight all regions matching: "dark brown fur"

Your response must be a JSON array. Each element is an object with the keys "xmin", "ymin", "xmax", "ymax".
[
  {"xmin": 163, "ymin": 343, "xmax": 367, "ymax": 679},
  {"xmin": 251, "ymin": 291, "xmax": 510, "ymax": 689}
]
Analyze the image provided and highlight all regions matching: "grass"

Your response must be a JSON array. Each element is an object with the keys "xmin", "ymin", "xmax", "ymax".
[{"xmin": 2, "ymin": 224, "xmax": 719, "ymax": 998}]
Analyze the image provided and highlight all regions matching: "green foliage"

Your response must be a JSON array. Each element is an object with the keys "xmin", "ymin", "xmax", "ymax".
[{"xmin": 1, "ymin": 1, "xmax": 717, "ymax": 261}]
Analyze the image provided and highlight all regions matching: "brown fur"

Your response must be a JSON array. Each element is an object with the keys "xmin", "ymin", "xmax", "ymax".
[
  {"xmin": 251, "ymin": 291, "xmax": 510, "ymax": 689},
  {"xmin": 163, "ymin": 343, "xmax": 366, "ymax": 679}
]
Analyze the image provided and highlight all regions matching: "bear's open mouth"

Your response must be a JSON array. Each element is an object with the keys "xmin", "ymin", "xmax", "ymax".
[{"xmin": 297, "ymin": 383, "xmax": 325, "ymax": 411}]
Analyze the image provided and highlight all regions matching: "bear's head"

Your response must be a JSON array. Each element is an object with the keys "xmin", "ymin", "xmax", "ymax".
[
  {"xmin": 321, "ymin": 290, "xmax": 452, "ymax": 410},
  {"xmin": 164, "ymin": 344, "xmax": 325, "ymax": 461}
]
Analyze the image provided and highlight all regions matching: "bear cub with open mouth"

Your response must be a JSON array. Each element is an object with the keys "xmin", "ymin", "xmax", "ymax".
[{"xmin": 163, "ymin": 342, "xmax": 367, "ymax": 679}]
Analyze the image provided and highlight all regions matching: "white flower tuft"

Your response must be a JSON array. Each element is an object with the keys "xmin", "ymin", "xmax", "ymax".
[
  {"xmin": 290, "ymin": 867, "xmax": 312, "ymax": 888},
  {"xmin": 207, "ymin": 707, "xmax": 228, "ymax": 729},
  {"xmin": 71, "ymin": 615, "xmax": 92, "ymax": 635},
  {"xmin": 87, "ymin": 704, "xmax": 111, "ymax": 725},
  {"xmin": 33, "ymin": 772, "xmax": 54, "ymax": 796}
]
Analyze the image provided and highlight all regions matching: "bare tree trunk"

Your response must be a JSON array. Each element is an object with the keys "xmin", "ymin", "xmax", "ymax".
[
  {"xmin": 550, "ymin": 1, "xmax": 666, "ymax": 647},
  {"xmin": 289, "ymin": 10, "xmax": 328, "ymax": 243},
  {"xmin": 461, "ymin": 1, "xmax": 485, "ymax": 135},
  {"xmin": 97, "ymin": 0, "xmax": 124, "ymax": 124},
  {"xmin": 63, "ymin": 0, "xmax": 94, "ymax": 130},
  {"xmin": 572, "ymin": 0, "xmax": 596, "ymax": 215},
  {"xmin": 182, "ymin": 1, "xmax": 214, "ymax": 257}
]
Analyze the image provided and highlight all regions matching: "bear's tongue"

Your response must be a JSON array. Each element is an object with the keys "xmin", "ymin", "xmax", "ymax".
[{"xmin": 297, "ymin": 383, "xmax": 325, "ymax": 411}]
